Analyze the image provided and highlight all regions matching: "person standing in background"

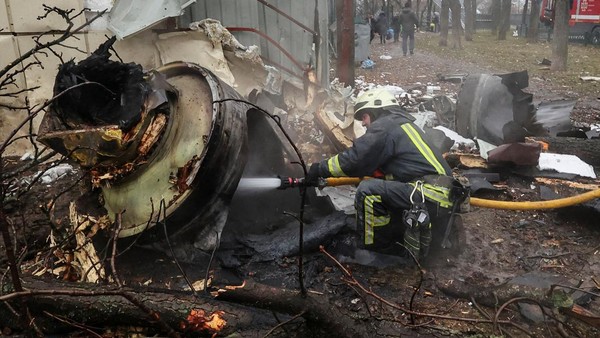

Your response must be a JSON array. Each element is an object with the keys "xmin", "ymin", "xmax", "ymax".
[
  {"xmin": 398, "ymin": 2, "xmax": 419, "ymax": 56},
  {"xmin": 374, "ymin": 11, "xmax": 388, "ymax": 44},
  {"xmin": 432, "ymin": 12, "xmax": 440, "ymax": 33},
  {"xmin": 391, "ymin": 13, "xmax": 401, "ymax": 43}
]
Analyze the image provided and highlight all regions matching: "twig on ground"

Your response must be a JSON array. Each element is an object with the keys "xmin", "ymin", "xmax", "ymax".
[{"xmin": 263, "ymin": 311, "xmax": 306, "ymax": 338}]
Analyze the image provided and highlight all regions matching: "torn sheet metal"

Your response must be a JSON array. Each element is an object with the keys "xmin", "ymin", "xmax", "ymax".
[
  {"xmin": 156, "ymin": 30, "xmax": 237, "ymax": 87},
  {"xmin": 419, "ymin": 95, "xmax": 456, "ymax": 128},
  {"xmin": 538, "ymin": 153, "xmax": 597, "ymax": 178},
  {"xmin": 108, "ymin": 0, "xmax": 196, "ymax": 39},
  {"xmin": 456, "ymin": 71, "xmax": 541, "ymax": 145},
  {"xmin": 487, "ymin": 142, "xmax": 542, "ymax": 166},
  {"xmin": 533, "ymin": 100, "xmax": 576, "ymax": 137},
  {"xmin": 155, "ymin": 20, "xmax": 267, "ymax": 98}
]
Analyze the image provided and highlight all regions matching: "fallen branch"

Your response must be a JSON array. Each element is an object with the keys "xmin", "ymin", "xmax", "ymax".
[{"xmin": 0, "ymin": 276, "xmax": 279, "ymax": 336}]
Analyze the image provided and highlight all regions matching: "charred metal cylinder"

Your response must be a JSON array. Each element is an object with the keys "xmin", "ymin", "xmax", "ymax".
[{"xmin": 39, "ymin": 60, "xmax": 250, "ymax": 250}]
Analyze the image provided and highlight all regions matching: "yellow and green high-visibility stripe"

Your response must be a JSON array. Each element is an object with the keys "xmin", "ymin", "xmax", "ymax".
[
  {"xmin": 409, "ymin": 182, "xmax": 452, "ymax": 208},
  {"xmin": 401, "ymin": 123, "xmax": 447, "ymax": 175},
  {"xmin": 364, "ymin": 195, "xmax": 391, "ymax": 245},
  {"xmin": 326, "ymin": 154, "xmax": 347, "ymax": 177}
]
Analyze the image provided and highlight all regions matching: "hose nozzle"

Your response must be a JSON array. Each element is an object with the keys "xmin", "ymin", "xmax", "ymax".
[
  {"xmin": 278, "ymin": 176, "xmax": 365, "ymax": 190},
  {"xmin": 278, "ymin": 176, "xmax": 306, "ymax": 190},
  {"xmin": 278, "ymin": 176, "xmax": 329, "ymax": 189}
]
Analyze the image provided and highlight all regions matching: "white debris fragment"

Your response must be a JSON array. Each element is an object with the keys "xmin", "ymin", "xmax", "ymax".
[
  {"xmin": 411, "ymin": 111, "xmax": 438, "ymax": 129},
  {"xmin": 426, "ymin": 85, "xmax": 441, "ymax": 95},
  {"xmin": 264, "ymin": 65, "xmax": 283, "ymax": 95},
  {"xmin": 580, "ymin": 76, "xmax": 600, "ymax": 81},
  {"xmin": 476, "ymin": 139, "xmax": 497, "ymax": 160},
  {"xmin": 20, "ymin": 152, "xmax": 33, "ymax": 161},
  {"xmin": 379, "ymin": 55, "xmax": 392, "ymax": 60},
  {"xmin": 538, "ymin": 153, "xmax": 596, "ymax": 178},
  {"xmin": 586, "ymin": 124, "xmax": 600, "ymax": 139},
  {"xmin": 83, "ymin": 0, "xmax": 112, "ymax": 30},
  {"xmin": 190, "ymin": 19, "xmax": 246, "ymax": 50},
  {"xmin": 274, "ymin": 107, "xmax": 288, "ymax": 115},
  {"xmin": 383, "ymin": 85, "xmax": 405, "ymax": 97},
  {"xmin": 37, "ymin": 164, "xmax": 75, "ymax": 184},
  {"xmin": 316, "ymin": 186, "xmax": 357, "ymax": 215},
  {"xmin": 329, "ymin": 78, "xmax": 354, "ymax": 100},
  {"xmin": 433, "ymin": 126, "xmax": 477, "ymax": 151}
]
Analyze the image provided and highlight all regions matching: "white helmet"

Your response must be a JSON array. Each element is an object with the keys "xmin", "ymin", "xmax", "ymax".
[{"xmin": 353, "ymin": 88, "xmax": 399, "ymax": 120}]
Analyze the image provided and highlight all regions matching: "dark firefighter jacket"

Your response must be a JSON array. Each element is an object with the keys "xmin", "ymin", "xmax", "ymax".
[{"xmin": 316, "ymin": 107, "xmax": 451, "ymax": 185}]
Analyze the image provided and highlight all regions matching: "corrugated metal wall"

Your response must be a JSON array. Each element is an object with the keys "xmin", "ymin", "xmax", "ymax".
[{"xmin": 180, "ymin": 0, "xmax": 330, "ymax": 86}]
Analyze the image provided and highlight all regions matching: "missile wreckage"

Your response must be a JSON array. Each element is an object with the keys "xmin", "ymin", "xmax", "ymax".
[{"xmin": 38, "ymin": 38, "xmax": 251, "ymax": 251}]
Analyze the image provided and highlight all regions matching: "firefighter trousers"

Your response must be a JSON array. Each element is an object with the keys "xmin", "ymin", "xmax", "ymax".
[{"xmin": 354, "ymin": 178, "xmax": 452, "ymax": 254}]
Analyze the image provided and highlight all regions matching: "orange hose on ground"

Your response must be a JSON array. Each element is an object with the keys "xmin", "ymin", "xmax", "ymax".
[
  {"xmin": 324, "ymin": 177, "xmax": 600, "ymax": 210},
  {"xmin": 469, "ymin": 189, "xmax": 600, "ymax": 210}
]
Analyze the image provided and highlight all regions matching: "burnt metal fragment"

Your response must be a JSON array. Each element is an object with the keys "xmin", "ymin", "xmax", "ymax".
[{"xmin": 52, "ymin": 37, "xmax": 148, "ymax": 131}]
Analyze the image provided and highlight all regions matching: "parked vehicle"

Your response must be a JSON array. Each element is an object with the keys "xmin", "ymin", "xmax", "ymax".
[{"xmin": 540, "ymin": 0, "xmax": 600, "ymax": 44}]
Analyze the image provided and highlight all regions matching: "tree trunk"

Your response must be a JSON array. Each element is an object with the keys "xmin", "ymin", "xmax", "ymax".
[
  {"xmin": 427, "ymin": 0, "xmax": 433, "ymax": 26},
  {"xmin": 336, "ymin": 0, "xmax": 355, "ymax": 87},
  {"xmin": 491, "ymin": 0, "xmax": 501, "ymax": 36},
  {"xmin": 0, "ymin": 277, "xmax": 279, "ymax": 336},
  {"xmin": 0, "ymin": 276, "xmax": 382, "ymax": 337},
  {"xmin": 521, "ymin": 0, "xmax": 529, "ymax": 36},
  {"xmin": 464, "ymin": 0, "xmax": 474, "ymax": 41},
  {"xmin": 450, "ymin": 0, "xmax": 462, "ymax": 48},
  {"xmin": 470, "ymin": 0, "xmax": 477, "ymax": 32},
  {"xmin": 498, "ymin": 0, "xmax": 511, "ymax": 40},
  {"xmin": 527, "ymin": 0, "xmax": 541, "ymax": 43},
  {"xmin": 551, "ymin": 0, "xmax": 570, "ymax": 71},
  {"xmin": 416, "ymin": 0, "xmax": 422, "ymax": 28},
  {"xmin": 439, "ymin": 0, "xmax": 449, "ymax": 46}
]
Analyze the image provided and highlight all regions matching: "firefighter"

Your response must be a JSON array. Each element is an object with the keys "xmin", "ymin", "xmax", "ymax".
[{"xmin": 306, "ymin": 88, "xmax": 465, "ymax": 261}]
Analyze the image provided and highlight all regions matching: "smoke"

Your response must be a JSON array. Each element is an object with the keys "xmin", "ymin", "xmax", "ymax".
[{"xmin": 227, "ymin": 109, "xmax": 304, "ymax": 233}]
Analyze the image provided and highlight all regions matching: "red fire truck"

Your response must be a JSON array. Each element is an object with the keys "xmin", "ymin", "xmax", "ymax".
[{"xmin": 540, "ymin": 0, "xmax": 600, "ymax": 44}]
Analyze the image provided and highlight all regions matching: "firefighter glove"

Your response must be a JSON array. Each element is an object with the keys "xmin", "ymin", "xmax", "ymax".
[{"xmin": 305, "ymin": 163, "xmax": 321, "ymax": 187}]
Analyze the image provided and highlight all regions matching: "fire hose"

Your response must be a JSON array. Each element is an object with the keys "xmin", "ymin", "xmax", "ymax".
[{"xmin": 278, "ymin": 176, "xmax": 600, "ymax": 210}]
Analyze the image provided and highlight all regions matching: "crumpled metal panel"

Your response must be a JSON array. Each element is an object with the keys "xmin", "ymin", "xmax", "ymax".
[
  {"xmin": 455, "ymin": 71, "xmax": 575, "ymax": 146},
  {"xmin": 533, "ymin": 100, "xmax": 576, "ymax": 137},
  {"xmin": 455, "ymin": 71, "xmax": 535, "ymax": 145},
  {"xmin": 108, "ymin": 0, "xmax": 196, "ymax": 39}
]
